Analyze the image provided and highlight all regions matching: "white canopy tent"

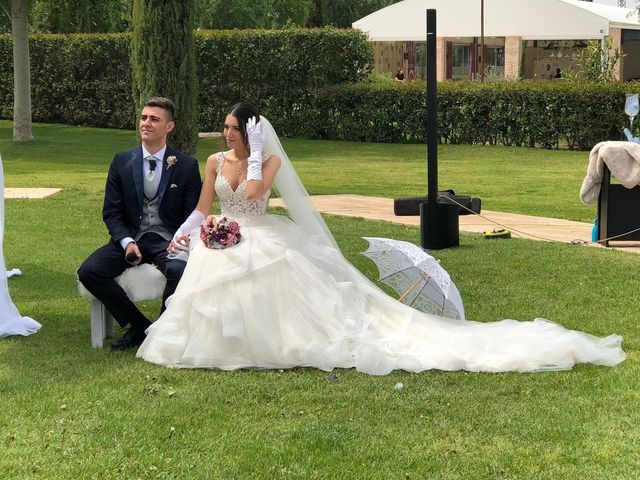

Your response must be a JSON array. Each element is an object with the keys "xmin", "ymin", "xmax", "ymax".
[
  {"xmin": 352, "ymin": 0, "xmax": 640, "ymax": 42},
  {"xmin": 353, "ymin": 0, "xmax": 640, "ymax": 80}
]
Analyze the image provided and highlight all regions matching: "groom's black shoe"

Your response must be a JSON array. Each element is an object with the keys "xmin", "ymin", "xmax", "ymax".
[{"xmin": 109, "ymin": 327, "xmax": 146, "ymax": 351}]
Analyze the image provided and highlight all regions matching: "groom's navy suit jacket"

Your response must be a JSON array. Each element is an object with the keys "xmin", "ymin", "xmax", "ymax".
[{"xmin": 102, "ymin": 144, "xmax": 202, "ymax": 245}]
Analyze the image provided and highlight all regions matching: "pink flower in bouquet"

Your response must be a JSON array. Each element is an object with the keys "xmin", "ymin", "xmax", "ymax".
[
  {"xmin": 228, "ymin": 222, "xmax": 240, "ymax": 235},
  {"xmin": 200, "ymin": 215, "xmax": 242, "ymax": 249}
]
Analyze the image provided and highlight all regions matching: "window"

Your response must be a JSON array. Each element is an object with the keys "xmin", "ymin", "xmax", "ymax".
[
  {"xmin": 486, "ymin": 46, "xmax": 505, "ymax": 76},
  {"xmin": 452, "ymin": 44, "xmax": 471, "ymax": 79}
]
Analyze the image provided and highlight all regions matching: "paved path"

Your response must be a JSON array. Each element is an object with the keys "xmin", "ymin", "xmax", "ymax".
[
  {"xmin": 4, "ymin": 188, "xmax": 60, "ymax": 199},
  {"xmin": 5, "ymin": 189, "xmax": 638, "ymax": 253},
  {"xmin": 271, "ymin": 194, "xmax": 640, "ymax": 253}
]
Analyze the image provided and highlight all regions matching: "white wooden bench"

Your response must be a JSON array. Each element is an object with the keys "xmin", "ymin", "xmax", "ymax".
[{"xmin": 78, "ymin": 264, "xmax": 166, "ymax": 348}]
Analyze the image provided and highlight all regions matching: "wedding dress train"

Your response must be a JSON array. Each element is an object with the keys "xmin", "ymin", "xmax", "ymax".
[
  {"xmin": 137, "ymin": 146, "xmax": 625, "ymax": 375},
  {"xmin": 0, "ymin": 154, "xmax": 41, "ymax": 339}
]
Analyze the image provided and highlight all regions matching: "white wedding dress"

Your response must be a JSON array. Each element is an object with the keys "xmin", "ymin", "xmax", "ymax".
[
  {"xmin": 0, "ymin": 154, "xmax": 41, "ymax": 339},
  {"xmin": 137, "ymin": 148, "xmax": 625, "ymax": 375}
]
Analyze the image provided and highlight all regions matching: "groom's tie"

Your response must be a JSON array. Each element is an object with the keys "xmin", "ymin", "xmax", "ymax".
[{"xmin": 144, "ymin": 156, "xmax": 158, "ymax": 200}]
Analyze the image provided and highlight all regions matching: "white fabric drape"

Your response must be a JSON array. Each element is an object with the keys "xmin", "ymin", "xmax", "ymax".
[
  {"xmin": 0, "ymin": 153, "xmax": 41, "ymax": 338},
  {"xmin": 580, "ymin": 141, "xmax": 640, "ymax": 205}
]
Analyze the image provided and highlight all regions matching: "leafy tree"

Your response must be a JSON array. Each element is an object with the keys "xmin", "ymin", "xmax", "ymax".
[
  {"xmin": 131, "ymin": 0, "xmax": 198, "ymax": 154},
  {"xmin": 0, "ymin": 0, "xmax": 33, "ymax": 141},
  {"xmin": 195, "ymin": 0, "xmax": 270, "ymax": 29},
  {"xmin": 565, "ymin": 38, "xmax": 624, "ymax": 82},
  {"xmin": 0, "ymin": 0, "xmax": 131, "ymax": 34},
  {"xmin": 306, "ymin": 0, "xmax": 402, "ymax": 28},
  {"xmin": 0, "ymin": 8, "xmax": 8, "ymax": 32},
  {"xmin": 269, "ymin": 0, "xmax": 311, "ymax": 27},
  {"xmin": 29, "ymin": 0, "xmax": 131, "ymax": 33},
  {"xmin": 3, "ymin": 0, "xmax": 402, "ymax": 32},
  {"xmin": 193, "ymin": 0, "xmax": 402, "ymax": 29},
  {"xmin": 194, "ymin": 0, "xmax": 310, "ymax": 29}
]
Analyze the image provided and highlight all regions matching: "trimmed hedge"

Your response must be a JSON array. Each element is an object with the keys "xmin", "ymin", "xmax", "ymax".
[
  {"xmin": 307, "ymin": 80, "xmax": 638, "ymax": 149},
  {"xmin": 195, "ymin": 28, "xmax": 372, "ymax": 137},
  {"xmin": 0, "ymin": 33, "xmax": 135, "ymax": 128},
  {"xmin": 0, "ymin": 28, "xmax": 372, "ymax": 134}
]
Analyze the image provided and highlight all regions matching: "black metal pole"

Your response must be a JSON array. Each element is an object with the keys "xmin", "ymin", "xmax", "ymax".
[
  {"xmin": 420, "ymin": 8, "xmax": 459, "ymax": 250},
  {"xmin": 426, "ymin": 9, "xmax": 438, "ymax": 246},
  {"xmin": 480, "ymin": 0, "xmax": 485, "ymax": 82}
]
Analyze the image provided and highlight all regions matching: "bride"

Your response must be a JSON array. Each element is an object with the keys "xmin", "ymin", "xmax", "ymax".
[
  {"xmin": 136, "ymin": 103, "xmax": 625, "ymax": 374},
  {"xmin": 0, "ymin": 154, "xmax": 41, "ymax": 339}
]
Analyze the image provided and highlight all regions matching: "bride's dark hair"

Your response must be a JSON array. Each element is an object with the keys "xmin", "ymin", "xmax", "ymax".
[{"xmin": 224, "ymin": 102, "xmax": 260, "ymax": 150}]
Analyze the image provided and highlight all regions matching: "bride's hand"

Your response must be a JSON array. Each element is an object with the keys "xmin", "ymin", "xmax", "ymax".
[
  {"xmin": 246, "ymin": 116, "xmax": 265, "ymax": 154},
  {"xmin": 168, "ymin": 235, "xmax": 190, "ymax": 254},
  {"xmin": 246, "ymin": 116, "xmax": 265, "ymax": 181}
]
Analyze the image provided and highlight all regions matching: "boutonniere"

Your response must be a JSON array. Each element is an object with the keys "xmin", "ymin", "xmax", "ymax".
[{"xmin": 166, "ymin": 155, "xmax": 177, "ymax": 170}]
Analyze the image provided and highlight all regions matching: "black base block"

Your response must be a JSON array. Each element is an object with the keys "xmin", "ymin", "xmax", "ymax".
[
  {"xmin": 420, "ymin": 202, "xmax": 459, "ymax": 249},
  {"xmin": 395, "ymin": 191, "xmax": 481, "ymax": 216},
  {"xmin": 598, "ymin": 182, "xmax": 640, "ymax": 246}
]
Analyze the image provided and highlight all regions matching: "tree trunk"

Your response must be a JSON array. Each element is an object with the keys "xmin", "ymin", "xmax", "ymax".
[
  {"xmin": 131, "ymin": 0, "xmax": 197, "ymax": 154},
  {"xmin": 11, "ymin": 0, "xmax": 32, "ymax": 142}
]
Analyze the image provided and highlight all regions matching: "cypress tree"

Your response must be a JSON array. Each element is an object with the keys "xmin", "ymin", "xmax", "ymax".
[{"xmin": 131, "ymin": 0, "xmax": 197, "ymax": 154}]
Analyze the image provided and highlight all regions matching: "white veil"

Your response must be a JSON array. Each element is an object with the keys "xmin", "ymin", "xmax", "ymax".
[
  {"xmin": 259, "ymin": 116, "xmax": 390, "ymax": 296},
  {"xmin": 261, "ymin": 116, "xmax": 339, "ymax": 250},
  {"xmin": 0, "ymin": 153, "xmax": 41, "ymax": 338}
]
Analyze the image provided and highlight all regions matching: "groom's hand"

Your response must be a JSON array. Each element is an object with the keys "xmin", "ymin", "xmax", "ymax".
[{"xmin": 125, "ymin": 242, "xmax": 142, "ymax": 265}]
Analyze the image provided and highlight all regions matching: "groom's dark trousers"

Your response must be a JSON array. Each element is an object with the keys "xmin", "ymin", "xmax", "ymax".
[{"xmin": 78, "ymin": 145, "xmax": 201, "ymax": 330}]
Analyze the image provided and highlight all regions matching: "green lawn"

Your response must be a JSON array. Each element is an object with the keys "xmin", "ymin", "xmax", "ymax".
[
  {"xmin": 1, "ymin": 121, "xmax": 638, "ymax": 479},
  {"xmin": 1, "ymin": 120, "xmax": 596, "ymax": 222}
]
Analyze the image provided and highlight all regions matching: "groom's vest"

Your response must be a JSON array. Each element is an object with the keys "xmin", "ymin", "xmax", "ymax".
[{"xmin": 135, "ymin": 195, "xmax": 173, "ymax": 242}]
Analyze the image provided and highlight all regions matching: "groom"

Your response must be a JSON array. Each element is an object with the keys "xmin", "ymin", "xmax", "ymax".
[{"xmin": 78, "ymin": 97, "xmax": 202, "ymax": 350}]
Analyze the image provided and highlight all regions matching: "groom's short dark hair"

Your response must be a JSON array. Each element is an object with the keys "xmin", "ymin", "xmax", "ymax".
[{"xmin": 144, "ymin": 97, "xmax": 176, "ymax": 121}]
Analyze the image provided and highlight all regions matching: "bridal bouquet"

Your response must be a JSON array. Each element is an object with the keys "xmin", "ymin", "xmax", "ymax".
[{"xmin": 200, "ymin": 215, "xmax": 242, "ymax": 249}]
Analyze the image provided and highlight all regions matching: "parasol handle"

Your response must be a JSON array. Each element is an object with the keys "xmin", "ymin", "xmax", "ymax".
[{"xmin": 398, "ymin": 272, "xmax": 430, "ymax": 303}]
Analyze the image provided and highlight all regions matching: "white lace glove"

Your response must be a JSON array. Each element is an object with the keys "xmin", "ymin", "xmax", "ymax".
[
  {"xmin": 175, "ymin": 210, "xmax": 206, "ymax": 239},
  {"xmin": 246, "ymin": 116, "xmax": 265, "ymax": 181}
]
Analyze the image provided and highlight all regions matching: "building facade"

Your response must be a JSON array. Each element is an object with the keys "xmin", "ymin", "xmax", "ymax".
[{"xmin": 354, "ymin": 0, "xmax": 640, "ymax": 81}]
